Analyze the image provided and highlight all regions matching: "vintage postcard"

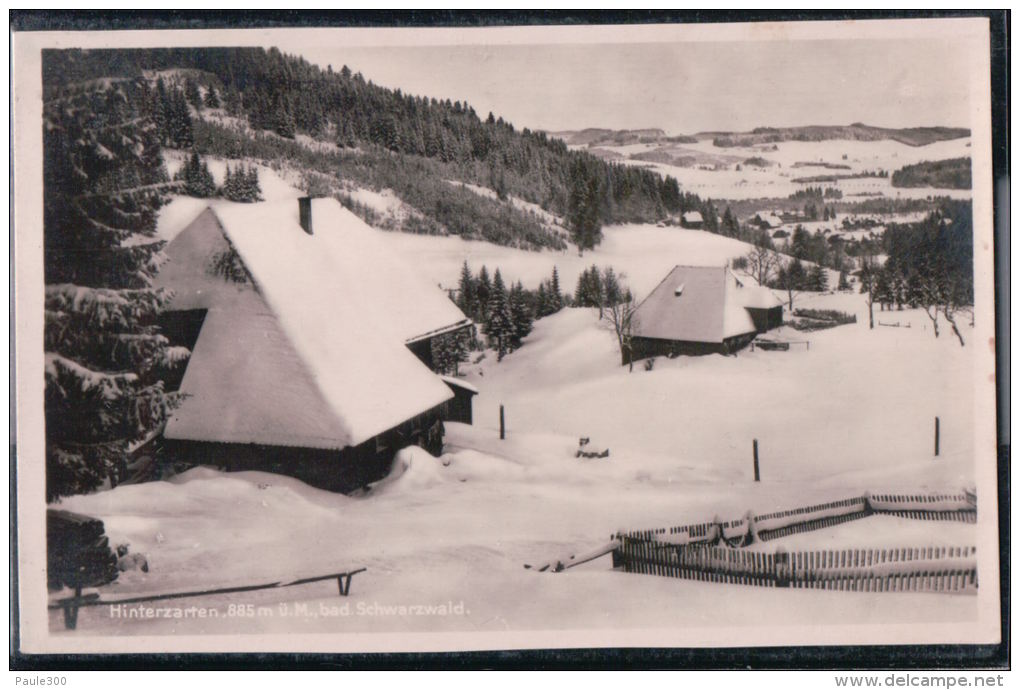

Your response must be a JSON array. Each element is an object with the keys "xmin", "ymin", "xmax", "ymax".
[{"xmin": 13, "ymin": 16, "xmax": 1002, "ymax": 657}]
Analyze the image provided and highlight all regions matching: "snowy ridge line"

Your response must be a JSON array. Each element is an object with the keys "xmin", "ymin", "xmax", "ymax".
[
  {"xmin": 615, "ymin": 491, "xmax": 976, "ymax": 548},
  {"xmin": 613, "ymin": 541, "xmax": 977, "ymax": 594}
]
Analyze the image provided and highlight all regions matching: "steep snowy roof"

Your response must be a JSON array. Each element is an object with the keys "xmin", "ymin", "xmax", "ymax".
[
  {"xmin": 632, "ymin": 265, "xmax": 758, "ymax": 343},
  {"xmin": 158, "ymin": 198, "xmax": 465, "ymax": 448},
  {"xmin": 737, "ymin": 276, "xmax": 785, "ymax": 310}
]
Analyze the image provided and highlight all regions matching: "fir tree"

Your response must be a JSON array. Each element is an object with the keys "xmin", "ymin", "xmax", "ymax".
[
  {"xmin": 574, "ymin": 266, "xmax": 604, "ymax": 311},
  {"xmin": 222, "ymin": 163, "xmax": 263, "ymax": 203},
  {"xmin": 43, "ymin": 74, "xmax": 184, "ymax": 501},
  {"xmin": 476, "ymin": 266, "xmax": 492, "ymax": 315},
  {"xmin": 566, "ymin": 158, "xmax": 604, "ymax": 255},
  {"xmin": 244, "ymin": 165, "xmax": 263, "ymax": 201},
  {"xmin": 549, "ymin": 266, "xmax": 562, "ymax": 310},
  {"xmin": 509, "ymin": 281, "xmax": 533, "ymax": 347},
  {"xmin": 602, "ymin": 266, "xmax": 623, "ymax": 308},
  {"xmin": 430, "ymin": 329, "xmax": 469, "ymax": 375},
  {"xmin": 184, "ymin": 77, "xmax": 203, "ymax": 112},
  {"xmin": 486, "ymin": 269, "xmax": 513, "ymax": 361},
  {"xmin": 204, "ymin": 85, "xmax": 220, "ymax": 109},
  {"xmin": 456, "ymin": 261, "xmax": 476, "ymax": 320},
  {"xmin": 535, "ymin": 282, "xmax": 551, "ymax": 318},
  {"xmin": 838, "ymin": 269, "xmax": 852, "ymax": 291},
  {"xmin": 174, "ymin": 151, "xmax": 217, "ymax": 198},
  {"xmin": 807, "ymin": 264, "xmax": 829, "ymax": 292},
  {"xmin": 165, "ymin": 87, "xmax": 194, "ymax": 148}
]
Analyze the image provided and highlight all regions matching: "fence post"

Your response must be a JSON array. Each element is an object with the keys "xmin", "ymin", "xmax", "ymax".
[
  {"xmin": 934, "ymin": 416, "xmax": 940, "ymax": 456},
  {"xmin": 753, "ymin": 439, "xmax": 760, "ymax": 482},
  {"xmin": 499, "ymin": 404, "xmax": 505, "ymax": 440},
  {"xmin": 775, "ymin": 547, "xmax": 790, "ymax": 587}
]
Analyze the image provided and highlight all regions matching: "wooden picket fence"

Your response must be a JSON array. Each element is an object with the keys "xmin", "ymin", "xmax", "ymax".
[
  {"xmin": 613, "ymin": 540, "xmax": 977, "ymax": 594},
  {"xmin": 605, "ymin": 489, "xmax": 978, "ymax": 594},
  {"xmin": 617, "ymin": 490, "xmax": 976, "ymax": 549}
]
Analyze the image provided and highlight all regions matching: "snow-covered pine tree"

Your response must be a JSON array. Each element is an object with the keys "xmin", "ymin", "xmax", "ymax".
[
  {"xmin": 550, "ymin": 266, "xmax": 562, "ymax": 310},
  {"xmin": 602, "ymin": 266, "xmax": 622, "ymax": 308},
  {"xmin": 184, "ymin": 77, "xmax": 203, "ymax": 112},
  {"xmin": 535, "ymin": 282, "xmax": 550, "ymax": 317},
  {"xmin": 486, "ymin": 269, "xmax": 514, "ymax": 361},
  {"xmin": 244, "ymin": 165, "xmax": 263, "ymax": 202},
  {"xmin": 456, "ymin": 261, "xmax": 476, "ymax": 320},
  {"xmin": 174, "ymin": 151, "xmax": 217, "ymax": 198},
  {"xmin": 430, "ymin": 329, "xmax": 470, "ymax": 375},
  {"xmin": 164, "ymin": 86, "xmax": 194, "ymax": 149},
  {"xmin": 44, "ymin": 74, "xmax": 186, "ymax": 501},
  {"xmin": 204, "ymin": 85, "xmax": 220, "ymax": 109},
  {"xmin": 808, "ymin": 264, "xmax": 829, "ymax": 292},
  {"xmin": 509, "ymin": 281, "xmax": 533, "ymax": 348},
  {"xmin": 476, "ymin": 266, "xmax": 492, "ymax": 316}
]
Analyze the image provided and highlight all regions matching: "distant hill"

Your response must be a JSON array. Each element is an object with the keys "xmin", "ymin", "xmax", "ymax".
[
  {"xmin": 705, "ymin": 123, "xmax": 970, "ymax": 148},
  {"xmin": 891, "ymin": 157, "xmax": 971, "ymax": 189},
  {"xmin": 549, "ymin": 128, "xmax": 697, "ymax": 147},
  {"xmin": 550, "ymin": 123, "xmax": 969, "ymax": 152}
]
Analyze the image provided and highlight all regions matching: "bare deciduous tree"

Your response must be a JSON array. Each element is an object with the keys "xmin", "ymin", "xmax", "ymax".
[
  {"xmin": 603, "ymin": 291, "xmax": 639, "ymax": 372},
  {"xmin": 743, "ymin": 238, "xmax": 780, "ymax": 288}
]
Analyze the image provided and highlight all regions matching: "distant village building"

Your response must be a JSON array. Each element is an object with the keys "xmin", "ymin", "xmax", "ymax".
[
  {"xmin": 680, "ymin": 211, "xmax": 704, "ymax": 229},
  {"xmin": 755, "ymin": 213, "xmax": 784, "ymax": 229},
  {"xmin": 630, "ymin": 265, "xmax": 783, "ymax": 359},
  {"xmin": 153, "ymin": 197, "xmax": 475, "ymax": 492}
]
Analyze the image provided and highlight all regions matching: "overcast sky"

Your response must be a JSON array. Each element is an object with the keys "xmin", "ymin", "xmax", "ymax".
[{"xmin": 289, "ymin": 37, "xmax": 974, "ymax": 134}]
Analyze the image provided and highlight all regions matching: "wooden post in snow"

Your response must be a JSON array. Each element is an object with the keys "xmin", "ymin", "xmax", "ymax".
[
  {"xmin": 499, "ymin": 404, "xmax": 506, "ymax": 440},
  {"xmin": 934, "ymin": 416, "xmax": 940, "ymax": 457},
  {"xmin": 753, "ymin": 439, "xmax": 760, "ymax": 482}
]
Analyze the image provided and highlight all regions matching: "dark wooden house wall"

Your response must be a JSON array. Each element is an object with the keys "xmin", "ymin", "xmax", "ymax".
[
  {"xmin": 406, "ymin": 338, "xmax": 434, "ymax": 370},
  {"xmin": 440, "ymin": 385, "xmax": 475, "ymax": 424},
  {"xmin": 159, "ymin": 404, "xmax": 447, "ymax": 494},
  {"xmin": 746, "ymin": 306, "xmax": 784, "ymax": 333},
  {"xmin": 631, "ymin": 332, "xmax": 757, "ymax": 361}
]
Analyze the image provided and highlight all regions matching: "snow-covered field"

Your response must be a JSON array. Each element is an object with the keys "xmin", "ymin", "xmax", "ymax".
[
  {"xmin": 64, "ymin": 143, "xmax": 984, "ymax": 641},
  {"xmin": 589, "ymin": 138, "xmax": 973, "ymax": 201},
  {"xmin": 54, "ymin": 284, "xmax": 979, "ymax": 636}
]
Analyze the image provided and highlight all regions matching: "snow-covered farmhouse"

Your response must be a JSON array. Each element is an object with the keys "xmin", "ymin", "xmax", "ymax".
[
  {"xmin": 630, "ymin": 265, "xmax": 784, "ymax": 359},
  {"xmin": 154, "ymin": 197, "xmax": 476, "ymax": 491},
  {"xmin": 680, "ymin": 211, "xmax": 704, "ymax": 229}
]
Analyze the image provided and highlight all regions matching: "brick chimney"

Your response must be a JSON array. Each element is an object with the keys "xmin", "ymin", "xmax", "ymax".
[{"xmin": 298, "ymin": 196, "xmax": 313, "ymax": 235}]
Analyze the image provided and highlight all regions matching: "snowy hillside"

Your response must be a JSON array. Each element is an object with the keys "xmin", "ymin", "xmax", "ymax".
[
  {"xmin": 587, "ymin": 137, "xmax": 973, "ymax": 201},
  {"xmin": 54, "ymin": 288, "xmax": 978, "ymax": 636}
]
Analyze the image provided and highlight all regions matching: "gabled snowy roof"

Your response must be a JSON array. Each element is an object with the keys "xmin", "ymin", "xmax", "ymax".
[
  {"xmin": 438, "ymin": 375, "xmax": 479, "ymax": 395},
  {"xmin": 157, "ymin": 198, "xmax": 467, "ymax": 448},
  {"xmin": 632, "ymin": 265, "xmax": 758, "ymax": 344},
  {"xmin": 737, "ymin": 276, "xmax": 784, "ymax": 310},
  {"xmin": 682, "ymin": 211, "xmax": 704, "ymax": 223}
]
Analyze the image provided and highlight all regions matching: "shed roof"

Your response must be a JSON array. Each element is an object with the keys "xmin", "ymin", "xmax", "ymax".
[
  {"xmin": 158, "ymin": 198, "xmax": 466, "ymax": 448},
  {"xmin": 632, "ymin": 265, "xmax": 759, "ymax": 344}
]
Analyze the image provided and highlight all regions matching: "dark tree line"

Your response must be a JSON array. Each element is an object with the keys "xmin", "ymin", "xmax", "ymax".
[
  {"xmin": 573, "ymin": 265, "xmax": 632, "ymax": 318},
  {"xmin": 173, "ymin": 152, "xmax": 263, "ymax": 202},
  {"xmin": 43, "ymin": 48, "xmax": 686, "ymax": 252},
  {"xmin": 860, "ymin": 201, "xmax": 973, "ymax": 344},
  {"xmin": 455, "ymin": 263, "xmax": 567, "ymax": 361}
]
